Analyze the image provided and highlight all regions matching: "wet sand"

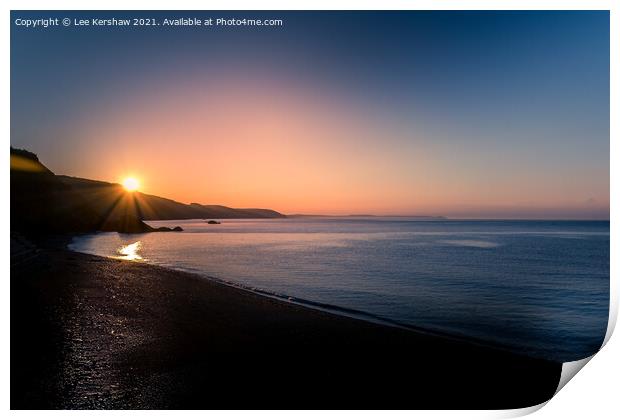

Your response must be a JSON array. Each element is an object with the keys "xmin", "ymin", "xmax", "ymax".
[{"xmin": 11, "ymin": 247, "xmax": 561, "ymax": 409}]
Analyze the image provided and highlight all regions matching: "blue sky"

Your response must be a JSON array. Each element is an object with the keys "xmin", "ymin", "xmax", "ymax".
[{"xmin": 10, "ymin": 11, "xmax": 610, "ymax": 218}]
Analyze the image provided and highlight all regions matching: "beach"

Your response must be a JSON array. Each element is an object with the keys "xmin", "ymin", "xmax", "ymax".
[{"xmin": 11, "ymin": 243, "xmax": 561, "ymax": 409}]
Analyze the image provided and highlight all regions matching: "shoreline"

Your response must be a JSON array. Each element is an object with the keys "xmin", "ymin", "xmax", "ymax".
[
  {"xmin": 11, "ymin": 243, "xmax": 562, "ymax": 409},
  {"xmin": 82, "ymin": 248, "xmax": 552, "ymax": 363},
  {"xmin": 73, "ymin": 248, "xmax": 521, "ymax": 358},
  {"xmin": 67, "ymin": 230, "xmax": 598, "ymax": 363}
]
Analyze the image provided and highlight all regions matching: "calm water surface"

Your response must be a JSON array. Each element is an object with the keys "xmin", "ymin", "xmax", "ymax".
[{"xmin": 69, "ymin": 218, "xmax": 609, "ymax": 362}]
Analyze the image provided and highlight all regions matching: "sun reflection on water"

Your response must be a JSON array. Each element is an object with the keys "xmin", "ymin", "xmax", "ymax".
[{"xmin": 114, "ymin": 241, "xmax": 144, "ymax": 261}]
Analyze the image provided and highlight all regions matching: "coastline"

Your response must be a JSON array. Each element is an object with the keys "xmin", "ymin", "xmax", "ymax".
[
  {"xmin": 118, "ymin": 252, "xmax": 555, "ymax": 361},
  {"xmin": 11, "ymin": 243, "xmax": 562, "ymax": 409}
]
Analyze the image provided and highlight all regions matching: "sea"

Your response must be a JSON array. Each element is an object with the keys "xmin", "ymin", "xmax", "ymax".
[{"xmin": 69, "ymin": 218, "xmax": 609, "ymax": 362}]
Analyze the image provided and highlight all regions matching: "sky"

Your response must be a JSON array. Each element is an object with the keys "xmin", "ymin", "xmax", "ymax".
[{"xmin": 11, "ymin": 11, "xmax": 609, "ymax": 218}]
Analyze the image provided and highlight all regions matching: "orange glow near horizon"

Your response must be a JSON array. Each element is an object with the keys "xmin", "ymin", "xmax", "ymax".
[{"xmin": 44, "ymin": 73, "xmax": 609, "ymax": 219}]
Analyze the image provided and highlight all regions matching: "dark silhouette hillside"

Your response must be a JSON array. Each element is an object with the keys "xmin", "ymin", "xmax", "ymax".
[
  {"xmin": 10, "ymin": 147, "xmax": 284, "ymax": 236},
  {"xmin": 57, "ymin": 176, "xmax": 285, "ymax": 220},
  {"xmin": 11, "ymin": 148, "xmax": 154, "ymax": 234}
]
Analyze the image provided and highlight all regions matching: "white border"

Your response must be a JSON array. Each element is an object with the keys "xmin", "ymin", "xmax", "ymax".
[{"xmin": 3, "ymin": 1, "xmax": 617, "ymax": 418}]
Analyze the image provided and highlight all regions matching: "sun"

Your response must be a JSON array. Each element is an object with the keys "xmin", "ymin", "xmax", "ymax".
[{"xmin": 121, "ymin": 177, "xmax": 140, "ymax": 192}]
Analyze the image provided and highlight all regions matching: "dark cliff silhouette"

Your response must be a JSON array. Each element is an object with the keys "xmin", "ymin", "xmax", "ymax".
[
  {"xmin": 10, "ymin": 148, "xmax": 284, "ymax": 236},
  {"xmin": 57, "ymin": 176, "xmax": 285, "ymax": 220},
  {"xmin": 11, "ymin": 148, "xmax": 155, "ymax": 234}
]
